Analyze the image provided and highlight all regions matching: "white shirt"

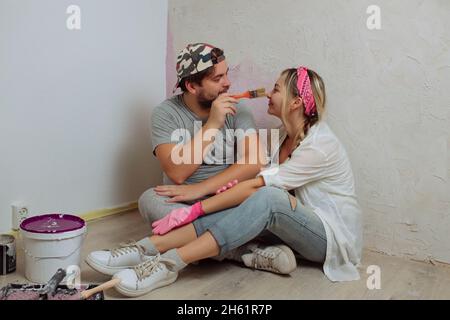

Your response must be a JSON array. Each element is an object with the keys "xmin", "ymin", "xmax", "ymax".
[{"xmin": 259, "ymin": 121, "xmax": 363, "ymax": 282}]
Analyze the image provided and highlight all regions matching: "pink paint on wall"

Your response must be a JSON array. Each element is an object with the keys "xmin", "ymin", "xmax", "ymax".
[{"xmin": 228, "ymin": 59, "xmax": 281, "ymax": 130}]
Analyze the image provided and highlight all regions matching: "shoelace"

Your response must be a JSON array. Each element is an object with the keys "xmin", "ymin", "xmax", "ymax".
[
  {"xmin": 110, "ymin": 240, "xmax": 144, "ymax": 258},
  {"xmin": 250, "ymin": 247, "xmax": 280, "ymax": 271},
  {"xmin": 133, "ymin": 255, "xmax": 176, "ymax": 282}
]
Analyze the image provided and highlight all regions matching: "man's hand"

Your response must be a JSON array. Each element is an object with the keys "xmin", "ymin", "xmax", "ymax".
[
  {"xmin": 152, "ymin": 202, "xmax": 205, "ymax": 235},
  {"xmin": 155, "ymin": 183, "xmax": 207, "ymax": 203},
  {"xmin": 206, "ymin": 94, "xmax": 238, "ymax": 129}
]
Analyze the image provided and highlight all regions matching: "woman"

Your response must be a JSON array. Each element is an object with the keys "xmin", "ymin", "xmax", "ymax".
[{"xmin": 86, "ymin": 66, "xmax": 363, "ymax": 297}]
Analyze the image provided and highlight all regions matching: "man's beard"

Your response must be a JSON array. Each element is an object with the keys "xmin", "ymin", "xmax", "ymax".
[
  {"xmin": 198, "ymin": 97, "xmax": 213, "ymax": 109},
  {"xmin": 197, "ymin": 88, "xmax": 228, "ymax": 109},
  {"xmin": 197, "ymin": 91, "xmax": 215, "ymax": 109}
]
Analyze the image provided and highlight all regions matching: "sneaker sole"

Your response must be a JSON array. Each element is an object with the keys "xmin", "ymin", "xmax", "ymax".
[
  {"xmin": 113, "ymin": 272, "xmax": 178, "ymax": 298},
  {"xmin": 85, "ymin": 255, "xmax": 136, "ymax": 276},
  {"xmin": 274, "ymin": 244, "xmax": 297, "ymax": 274}
]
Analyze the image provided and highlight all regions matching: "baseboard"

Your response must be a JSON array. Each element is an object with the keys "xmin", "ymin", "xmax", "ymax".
[
  {"xmin": 6, "ymin": 202, "xmax": 138, "ymax": 237},
  {"xmin": 81, "ymin": 201, "xmax": 138, "ymax": 223}
]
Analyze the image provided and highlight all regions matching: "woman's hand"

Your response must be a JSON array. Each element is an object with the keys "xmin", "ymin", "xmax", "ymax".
[
  {"xmin": 155, "ymin": 183, "xmax": 207, "ymax": 203},
  {"xmin": 215, "ymin": 179, "xmax": 239, "ymax": 194}
]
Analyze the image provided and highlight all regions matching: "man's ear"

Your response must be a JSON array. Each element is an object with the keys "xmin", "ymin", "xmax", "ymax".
[{"xmin": 185, "ymin": 80, "xmax": 198, "ymax": 95}]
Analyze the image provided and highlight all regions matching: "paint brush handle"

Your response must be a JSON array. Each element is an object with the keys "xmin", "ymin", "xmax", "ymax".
[
  {"xmin": 80, "ymin": 278, "xmax": 121, "ymax": 299},
  {"xmin": 230, "ymin": 91, "xmax": 250, "ymax": 100}
]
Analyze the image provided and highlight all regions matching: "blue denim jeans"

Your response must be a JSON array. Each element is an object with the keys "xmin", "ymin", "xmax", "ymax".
[{"xmin": 193, "ymin": 186, "xmax": 327, "ymax": 263}]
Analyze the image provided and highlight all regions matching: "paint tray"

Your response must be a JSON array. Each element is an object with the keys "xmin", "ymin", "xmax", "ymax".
[{"xmin": 0, "ymin": 283, "xmax": 104, "ymax": 300}]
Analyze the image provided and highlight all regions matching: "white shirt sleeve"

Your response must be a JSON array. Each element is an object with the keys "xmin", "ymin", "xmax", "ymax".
[{"xmin": 259, "ymin": 146, "xmax": 329, "ymax": 190}]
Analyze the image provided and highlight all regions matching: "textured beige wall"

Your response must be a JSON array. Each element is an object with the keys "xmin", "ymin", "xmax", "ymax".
[{"xmin": 168, "ymin": 0, "xmax": 450, "ymax": 263}]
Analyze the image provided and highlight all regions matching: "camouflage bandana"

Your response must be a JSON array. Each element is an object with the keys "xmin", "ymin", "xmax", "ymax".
[{"xmin": 173, "ymin": 43, "xmax": 225, "ymax": 93}]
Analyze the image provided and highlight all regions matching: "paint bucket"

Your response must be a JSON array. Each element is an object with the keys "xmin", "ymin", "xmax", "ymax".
[
  {"xmin": 20, "ymin": 214, "xmax": 86, "ymax": 283},
  {"xmin": 0, "ymin": 234, "xmax": 16, "ymax": 275}
]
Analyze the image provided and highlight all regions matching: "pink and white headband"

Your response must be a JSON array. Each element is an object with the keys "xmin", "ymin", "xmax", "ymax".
[{"xmin": 296, "ymin": 67, "xmax": 316, "ymax": 117}]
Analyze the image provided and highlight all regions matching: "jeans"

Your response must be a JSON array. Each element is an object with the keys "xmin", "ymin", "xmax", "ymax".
[
  {"xmin": 193, "ymin": 186, "xmax": 327, "ymax": 263},
  {"xmin": 138, "ymin": 187, "xmax": 193, "ymax": 223}
]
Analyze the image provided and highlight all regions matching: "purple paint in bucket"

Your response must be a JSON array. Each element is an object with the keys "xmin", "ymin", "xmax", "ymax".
[{"xmin": 20, "ymin": 214, "xmax": 85, "ymax": 234}]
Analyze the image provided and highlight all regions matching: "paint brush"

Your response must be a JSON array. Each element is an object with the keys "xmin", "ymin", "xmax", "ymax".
[
  {"xmin": 67, "ymin": 278, "xmax": 121, "ymax": 300},
  {"xmin": 39, "ymin": 268, "xmax": 67, "ymax": 300},
  {"xmin": 231, "ymin": 88, "xmax": 266, "ymax": 100}
]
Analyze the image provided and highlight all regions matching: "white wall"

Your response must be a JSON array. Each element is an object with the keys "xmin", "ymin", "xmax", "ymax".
[
  {"xmin": 168, "ymin": 0, "xmax": 450, "ymax": 263},
  {"xmin": 0, "ymin": 0, "xmax": 168, "ymax": 231}
]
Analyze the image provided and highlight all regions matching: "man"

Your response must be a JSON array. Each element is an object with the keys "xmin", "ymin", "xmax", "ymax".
[{"xmin": 138, "ymin": 43, "xmax": 264, "ymax": 223}]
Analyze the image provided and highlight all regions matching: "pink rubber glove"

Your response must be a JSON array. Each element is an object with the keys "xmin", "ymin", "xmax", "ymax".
[
  {"xmin": 215, "ymin": 179, "xmax": 238, "ymax": 194},
  {"xmin": 152, "ymin": 202, "xmax": 205, "ymax": 235}
]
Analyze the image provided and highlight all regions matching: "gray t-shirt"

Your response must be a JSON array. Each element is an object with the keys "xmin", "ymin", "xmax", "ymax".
[{"xmin": 151, "ymin": 94, "xmax": 257, "ymax": 185}]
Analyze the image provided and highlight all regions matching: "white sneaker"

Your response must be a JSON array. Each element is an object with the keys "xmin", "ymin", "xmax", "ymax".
[
  {"xmin": 86, "ymin": 241, "xmax": 150, "ymax": 276},
  {"xmin": 241, "ymin": 244, "xmax": 297, "ymax": 274},
  {"xmin": 113, "ymin": 255, "xmax": 178, "ymax": 297}
]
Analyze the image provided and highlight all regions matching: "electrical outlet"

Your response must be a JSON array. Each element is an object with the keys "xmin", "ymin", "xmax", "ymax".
[{"xmin": 12, "ymin": 202, "xmax": 29, "ymax": 230}]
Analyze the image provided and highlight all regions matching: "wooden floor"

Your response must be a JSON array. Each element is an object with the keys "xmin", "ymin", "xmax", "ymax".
[{"xmin": 3, "ymin": 210, "xmax": 450, "ymax": 300}]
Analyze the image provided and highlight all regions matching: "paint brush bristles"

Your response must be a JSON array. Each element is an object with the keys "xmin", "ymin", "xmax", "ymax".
[{"xmin": 248, "ymin": 88, "xmax": 266, "ymax": 98}]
